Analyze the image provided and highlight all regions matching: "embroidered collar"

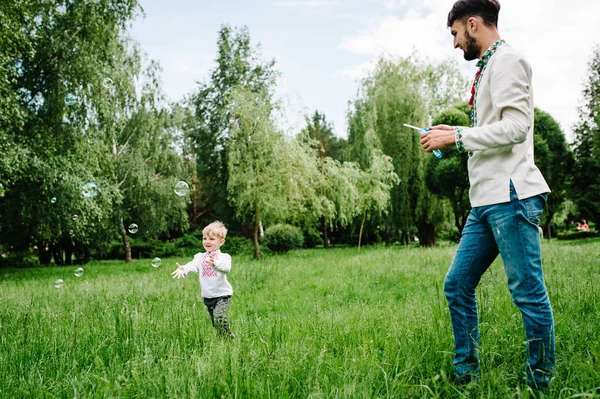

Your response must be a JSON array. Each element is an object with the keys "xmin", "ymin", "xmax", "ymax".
[{"xmin": 476, "ymin": 39, "xmax": 505, "ymax": 69}]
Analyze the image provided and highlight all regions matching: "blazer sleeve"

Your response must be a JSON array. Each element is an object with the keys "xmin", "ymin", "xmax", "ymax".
[{"xmin": 461, "ymin": 52, "xmax": 532, "ymax": 151}]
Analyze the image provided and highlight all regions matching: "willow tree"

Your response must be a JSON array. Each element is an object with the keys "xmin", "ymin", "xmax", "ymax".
[
  {"xmin": 227, "ymin": 88, "xmax": 322, "ymax": 258},
  {"xmin": 348, "ymin": 55, "xmax": 466, "ymax": 245}
]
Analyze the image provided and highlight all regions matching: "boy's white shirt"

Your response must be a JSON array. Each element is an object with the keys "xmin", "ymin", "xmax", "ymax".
[{"xmin": 181, "ymin": 251, "xmax": 233, "ymax": 298}]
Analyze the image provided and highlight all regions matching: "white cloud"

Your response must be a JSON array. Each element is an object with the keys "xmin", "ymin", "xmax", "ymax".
[{"xmin": 338, "ymin": 0, "xmax": 600, "ymax": 139}]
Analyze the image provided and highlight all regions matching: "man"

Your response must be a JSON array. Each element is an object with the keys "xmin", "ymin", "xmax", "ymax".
[{"xmin": 419, "ymin": 0, "xmax": 555, "ymax": 390}]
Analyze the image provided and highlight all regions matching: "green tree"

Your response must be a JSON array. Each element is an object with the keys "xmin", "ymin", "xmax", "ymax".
[
  {"xmin": 348, "ymin": 55, "xmax": 465, "ymax": 245},
  {"xmin": 190, "ymin": 25, "xmax": 278, "ymax": 229},
  {"xmin": 300, "ymin": 110, "xmax": 349, "ymax": 246},
  {"xmin": 0, "ymin": 0, "xmax": 188, "ymax": 265},
  {"xmin": 227, "ymin": 88, "xmax": 320, "ymax": 259},
  {"xmin": 571, "ymin": 45, "xmax": 600, "ymax": 226},
  {"xmin": 424, "ymin": 106, "xmax": 471, "ymax": 238},
  {"xmin": 355, "ymin": 132, "xmax": 399, "ymax": 253},
  {"xmin": 533, "ymin": 108, "xmax": 574, "ymax": 238}
]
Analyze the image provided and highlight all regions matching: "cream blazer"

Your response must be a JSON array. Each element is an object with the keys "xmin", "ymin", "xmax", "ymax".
[{"xmin": 461, "ymin": 44, "xmax": 550, "ymax": 207}]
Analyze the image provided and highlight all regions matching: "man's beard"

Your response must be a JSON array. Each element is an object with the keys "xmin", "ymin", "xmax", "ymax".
[{"xmin": 463, "ymin": 31, "xmax": 481, "ymax": 61}]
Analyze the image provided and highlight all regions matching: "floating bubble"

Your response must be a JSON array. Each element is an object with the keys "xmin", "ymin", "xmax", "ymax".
[
  {"xmin": 102, "ymin": 77, "xmax": 114, "ymax": 90},
  {"xmin": 151, "ymin": 257, "xmax": 161, "ymax": 268},
  {"xmin": 64, "ymin": 93, "xmax": 77, "ymax": 106},
  {"xmin": 72, "ymin": 214, "xmax": 78, "ymax": 221},
  {"xmin": 174, "ymin": 181, "xmax": 189, "ymax": 196},
  {"xmin": 82, "ymin": 182, "xmax": 98, "ymax": 198},
  {"xmin": 54, "ymin": 279, "xmax": 64, "ymax": 289},
  {"xmin": 69, "ymin": 230, "xmax": 74, "ymax": 236},
  {"xmin": 128, "ymin": 223, "xmax": 138, "ymax": 234},
  {"xmin": 74, "ymin": 267, "xmax": 84, "ymax": 277},
  {"xmin": 50, "ymin": 197, "xmax": 57, "ymax": 204}
]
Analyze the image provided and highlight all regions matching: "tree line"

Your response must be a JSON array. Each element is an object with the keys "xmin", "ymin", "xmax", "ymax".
[{"xmin": 1, "ymin": 1, "xmax": 598, "ymax": 264}]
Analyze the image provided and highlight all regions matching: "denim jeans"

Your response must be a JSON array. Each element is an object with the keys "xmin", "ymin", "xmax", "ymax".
[{"xmin": 444, "ymin": 184, "xmax": 555, "ymax": 387}]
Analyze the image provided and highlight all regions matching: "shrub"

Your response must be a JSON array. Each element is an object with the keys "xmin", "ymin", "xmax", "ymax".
[
  {"xmin": 263, "ymin": 224, "xmax": 304, "ymax": 253},
  {"xmin": 303, "ymin": 227, "xmax": 323, "ymax": 248},
  {"xmin": 557, "ymin": 230, "xmax": 599, "ymax": 240},
  {"xmin": 223, "ymin": 236, "xmax": 255, "ymax": 256}
]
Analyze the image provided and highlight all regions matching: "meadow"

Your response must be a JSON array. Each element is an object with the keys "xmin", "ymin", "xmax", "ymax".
[{"xmin": 1, "ymin": 239, "xmax": 599, "ymax": 398}]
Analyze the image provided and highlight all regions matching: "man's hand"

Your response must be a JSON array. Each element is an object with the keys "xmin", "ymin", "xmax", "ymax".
[
  {"xmin": 420, "ymin": 127, "xmax": 456, "ymax": 152},
  {"xmin": 171, "ymin": 262, "xmax": 186, "ymax": 279}
]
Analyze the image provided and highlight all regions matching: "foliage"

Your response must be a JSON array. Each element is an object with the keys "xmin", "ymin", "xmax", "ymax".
[
  {"xmin": 300, "ymin": 110, "xmax": 347, "ymax": 162},
  {"xmin": 189, "ymin": 25, "xmax": 279, "ymax": 228},
  {"xmin": 532, "ymin": 108, "xmax": 574, "ymax": 238},
  {"xmin": 347, "ymin": 55, "xmax": 465, "ymax": 245},
  {"xmin": 571, "ymin": 45, "xmax": 600, "ymax": 225},
  {"xmin": 263, "ymin": 224, "xmax": 304, "ymax": 253},
  {"xmin": 425, "ymin": 105, "xmax": 471, "ymax": 238},
  {"xmin": 556, "ymin": 230, "xmax": 600, "ymax": 240},
  {"xmin": 0, "ymin": 0, "xmax": 189, "ymax": 265},
  {"xmin": 227, "ymin": 87, "xmax": 321, "ymax": 258}
]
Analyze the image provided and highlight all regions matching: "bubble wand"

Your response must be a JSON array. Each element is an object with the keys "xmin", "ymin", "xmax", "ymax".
[{"xmin": 403, "ymin": 123, "xmax": 443, "ymax": 159}]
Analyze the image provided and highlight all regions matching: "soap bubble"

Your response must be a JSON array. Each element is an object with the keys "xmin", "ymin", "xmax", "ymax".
[
  {"xmin": 151, "ymin": 257, "xmax": 161, "ymax": 268},
  {"xmin": 50, "ymin": 197, "xmax": 57, "ymax": 204},
  {"xmin": 102, "ymin": 77, "xmax": 114, "ymax": 90},
  {"xmin": 54, "ymin": 279, "xmax": 64, "ymax": 289},
  {"xmin": 72, "ymin": 214, "xmax": 78, "ymax": 221},
  {"xmin": 174, "ymin": 181, "xmax": 189, "ymax": 196},
  {"xmin": 74, "ymin": 267, "xmax": 84, "ymax": 277},
  {"xmin": 128, "ymin": 223, "xmax": 138, "ymax": 234},
  {"xmin": 64, "ymin": 93, "xmax": 77, "ymax": 106},
  {"xmin": 69, "ymin": 230, "xmax": 74, "ymax": 236},
  {"xmin": 82, "ymin": 182, "xmax": 98, "ymax": 198}
]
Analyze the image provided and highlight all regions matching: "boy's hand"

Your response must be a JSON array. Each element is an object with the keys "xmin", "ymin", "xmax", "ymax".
[
  {"xmin": 208, "ymin": 254, "xmax": 216, "ymax": 265},
  {"xmin": 171, "ymin": 262, "xmax": 186, "ymax": 279}
]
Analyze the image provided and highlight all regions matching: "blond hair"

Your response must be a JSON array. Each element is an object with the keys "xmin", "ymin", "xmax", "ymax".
[{"xmin": 203, "ymin": 221, "xmax": 228, "ymax": 239}]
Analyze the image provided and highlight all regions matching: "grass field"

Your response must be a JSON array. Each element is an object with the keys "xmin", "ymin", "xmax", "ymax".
[{"xmin": 1, "ymin": 239, "xmax": 599, "ymax": 398}]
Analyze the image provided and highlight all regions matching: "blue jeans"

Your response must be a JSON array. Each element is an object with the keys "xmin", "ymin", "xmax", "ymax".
[{"xmin": 444, "ymin": 184, "xmax": 555, "ymax": 387}]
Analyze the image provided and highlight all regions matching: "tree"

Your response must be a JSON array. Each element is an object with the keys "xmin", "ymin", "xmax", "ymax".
[
  {"xmin": 190, "ymin": 25, "xmax": 279, "ymax": 230},
  {"xmin": 348, "ymin": 55, "xmax": 466, "ymax": 246},
  {"xmin": 532, "ymin": 108, "xmax": 574, "ymax": 238},
  {"xmin": 355, "ymin": 131, "xmax": 399, "ymax": 252},
  {"xmin": 0, "ymin": 0, "xmax": 188, "ymax": 264},
  {"xmin": 571, "ymin": 45, "xmax": 600, "ymax": 226},
  {"xmin": 227, "ymin": 88, "xmax": 321, "ymax": 259},
  {"xmin": 300, "ymin": 110, "xmax": 349, "ymax": 247},
  {"xmin": 424, "ymin": 106, "xmax": 471, "ymax": 239}
]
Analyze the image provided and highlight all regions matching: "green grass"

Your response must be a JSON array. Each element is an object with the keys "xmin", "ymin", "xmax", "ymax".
[{"xmin": 1, "ymin": 239, "xmax": 599, "ymax": 398}]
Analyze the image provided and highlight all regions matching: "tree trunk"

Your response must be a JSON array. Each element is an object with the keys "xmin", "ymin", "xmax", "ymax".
[
  {"xmin": 38, "ymin": 241, "xmax": 51, "ymax": 266},
  {"xmin": 50, "ymin": 241, "xmax": 63, "ymax": 266},
  {"xmin": 321, "ymin": 216, "xmax": 329, "ymax": 248},
  {"xmin": 357, "ymin": 210, "xmax": 366, "ymax": 253},
  {"xmin": 253, "ymin": 204, "xmax": 261, "ymax": 259},
  {"xmin": 417, "ymin": 221, "xmax": 436, "ymax": 247},
  {"xmin": 120, "ymin": 216, "xmax": 132, "ymax": 263},
  {"xmin": 65, "ymin": 244, "xmax": 73, "ymax": 265}
]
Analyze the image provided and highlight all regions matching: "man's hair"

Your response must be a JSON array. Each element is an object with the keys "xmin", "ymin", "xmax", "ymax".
[
  {"xmin": 447, "ymin": 0, "xmax": 501, "ymax": 28},
  {"xmin": 203, "ymin": 221, "xmax": 228, "ymax": 239}
]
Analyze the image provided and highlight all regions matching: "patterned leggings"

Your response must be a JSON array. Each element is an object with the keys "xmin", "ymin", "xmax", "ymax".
[{"xmin": 203, "ymin": 295, "xmax": 234, "ymax": 338}]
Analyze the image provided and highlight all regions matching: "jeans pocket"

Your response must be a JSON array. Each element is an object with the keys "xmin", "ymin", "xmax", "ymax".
[{"xmin": 524, "ymin": 194, "xmax": 547, "ymax": 225}]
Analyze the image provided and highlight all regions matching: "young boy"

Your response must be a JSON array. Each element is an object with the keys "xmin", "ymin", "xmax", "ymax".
[{"xmin": 171, "ymin": 221, "xmax": 235, "ymax": 339}]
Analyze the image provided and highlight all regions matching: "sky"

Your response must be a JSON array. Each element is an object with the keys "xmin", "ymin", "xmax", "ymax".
[{"xmin": 129, "ymin": 0, "xmax": 600, "ymax": 141}]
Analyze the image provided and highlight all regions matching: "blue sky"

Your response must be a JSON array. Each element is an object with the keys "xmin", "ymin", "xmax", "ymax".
[{"xmin": 129, "ymin": 0, "xmax": 600, "ymax": 140}]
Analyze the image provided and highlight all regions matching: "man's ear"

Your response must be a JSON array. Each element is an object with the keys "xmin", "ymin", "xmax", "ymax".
[{"xmin": 467, "ymin": 16, "xmax": 479, "ymax": 33}]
